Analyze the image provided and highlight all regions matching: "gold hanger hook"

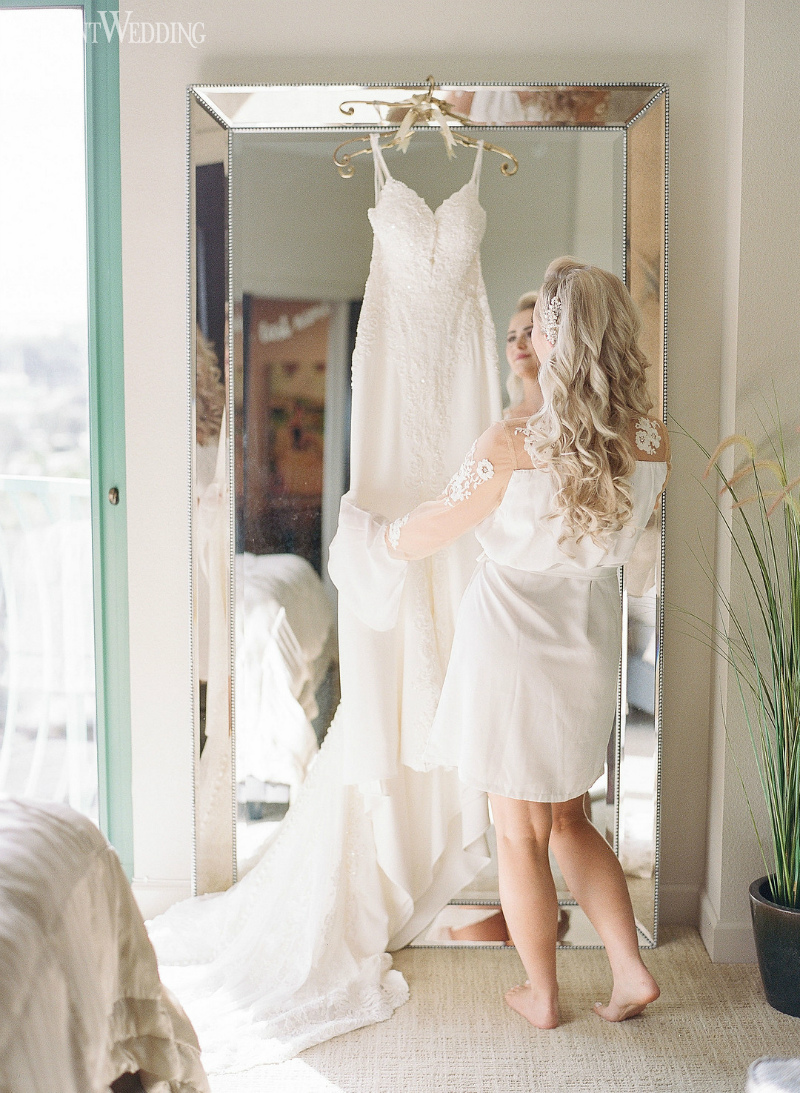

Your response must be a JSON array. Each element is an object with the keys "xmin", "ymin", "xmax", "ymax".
[
  {"xmin": 334, "ymin": 78, "xmax": 520, "ymax": 178},
  {"xmin": 332, "ymin": 133, "xmax": 379, "ymax": 178}
]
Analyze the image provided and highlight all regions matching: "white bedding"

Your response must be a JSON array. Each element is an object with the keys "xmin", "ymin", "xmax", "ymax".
[
  {"xmin": 0, "ymin": 799, "xmax": 209, "ymax": 1093},
  {"xmin": 235, "ymin": 553, "xmax": 335, "ymax": 791}
]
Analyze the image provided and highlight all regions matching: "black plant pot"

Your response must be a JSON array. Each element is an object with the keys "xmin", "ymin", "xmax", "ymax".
[{"xmin": 749, "ymin": 877, "xmax": 800, "ymax": 1018}]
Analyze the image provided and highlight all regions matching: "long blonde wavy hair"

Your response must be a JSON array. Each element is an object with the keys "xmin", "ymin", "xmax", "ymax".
[
  {"xmin": 506, "ymin": 290, "xmax": 538, "ymax": 407},
  {"xmin": 528, "ymin": 257, "xmax": 653, "ymax": 544}
]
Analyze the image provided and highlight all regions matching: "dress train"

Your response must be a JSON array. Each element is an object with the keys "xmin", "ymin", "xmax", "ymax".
[{"xmin": 149, "ymin": 711, "xmax": 408, "ymax": 1070}]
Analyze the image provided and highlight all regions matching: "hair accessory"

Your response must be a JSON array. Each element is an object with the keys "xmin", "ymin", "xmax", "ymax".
[{"xmin": 541, "ymin": 295, "xmax": 562, "ymax": 345}]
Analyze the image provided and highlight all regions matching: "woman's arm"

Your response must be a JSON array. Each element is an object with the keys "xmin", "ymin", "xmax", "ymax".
[{"xmin": 385, "ymin": 422, "xmax": 515, "ymax": 560}]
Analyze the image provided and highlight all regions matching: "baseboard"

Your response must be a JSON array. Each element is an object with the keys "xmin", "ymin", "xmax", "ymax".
[
  {"xmin": 132, "ymin": 877, "xmax": 192, "ymax": 920},
  {"xmin": 658, "ymin": 882, "xmax": 700, "ymax": 925},
  {"xmin": 699, "ymin": 889, "xmax": 756, "ymax": 963}
]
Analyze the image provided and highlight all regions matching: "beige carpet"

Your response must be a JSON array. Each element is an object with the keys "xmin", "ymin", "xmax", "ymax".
[{"xmin": 209, "ymin": 928, "xmax": 800, "ymax": 1092}]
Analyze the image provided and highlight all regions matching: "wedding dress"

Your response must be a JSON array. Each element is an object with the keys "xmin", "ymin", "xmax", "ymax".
[
  {"xmin": 331, "ymin": 136, "xmax": 502, "ymax": 949},
  {"xmin": 148, "ymin": 138, "xmax": 502, "ymax": 1070}
]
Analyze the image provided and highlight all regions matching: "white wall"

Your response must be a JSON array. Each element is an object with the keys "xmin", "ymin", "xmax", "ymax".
[
  {"xmin": 700, "ymin": 0, "xmax": 800, "ymax": 961},
  {"xmin": 120, "ymin": 0, "xmax": 732, "ymax": 926},
  {"xmin": 572, "ymin": 134, "xmax": 623, "ymax": 277}
]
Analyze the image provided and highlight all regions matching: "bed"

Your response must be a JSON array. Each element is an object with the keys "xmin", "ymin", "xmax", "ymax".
[
  {"xmin": 234, "ymin": 552, "xmax": 337, "ymax": 794},
  {"xmin": 0, "ymin": 799, "xmax": 209, "ymax": 1093}
]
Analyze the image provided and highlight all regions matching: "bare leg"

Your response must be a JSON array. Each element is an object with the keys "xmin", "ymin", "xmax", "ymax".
[
  {"xmin": 550, "ymin": 796, "xmax": 659, "ymax": 1021},
  {"xmin": 489, "ymin": 794, "xmax": 559, "ymax": 1029}
]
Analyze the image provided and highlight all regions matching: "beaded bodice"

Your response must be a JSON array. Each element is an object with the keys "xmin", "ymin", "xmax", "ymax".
[{"xmin": 368, "ymin": 177, "xmax": 487, "ymax": 300}]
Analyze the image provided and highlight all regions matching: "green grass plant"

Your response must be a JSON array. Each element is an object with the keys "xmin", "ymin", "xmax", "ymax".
[{"xmin": 703, "ymin": 428, "xmax": 800, "ymax": 910}]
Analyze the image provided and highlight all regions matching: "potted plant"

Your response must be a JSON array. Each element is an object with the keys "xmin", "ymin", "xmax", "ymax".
[{"xmin": 701, "ymin": 426, "xmax": 799, "ymax": 1016}]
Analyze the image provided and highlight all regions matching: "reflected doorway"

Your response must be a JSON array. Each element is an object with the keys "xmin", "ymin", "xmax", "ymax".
[{"xmin": 0, "ymin": 9, "xmax": 98, "ymax": 819}]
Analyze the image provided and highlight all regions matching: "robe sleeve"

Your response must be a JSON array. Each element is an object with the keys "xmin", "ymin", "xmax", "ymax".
[
  {"xmin": 328, "ymin": 422, "xmax": 514, "ymax": 630},
  {"xmin": 385, "ymin": 421, "xmax": 515, "ymax": 561},
  {"xmin": 327, "ymin": 495, "xmax": 410, "ymax": 631}
]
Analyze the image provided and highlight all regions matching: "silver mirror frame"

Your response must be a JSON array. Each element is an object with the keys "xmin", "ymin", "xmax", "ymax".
[{"xmin": 187, "ymin": 81, "xmax": 669, "ymax": 947}]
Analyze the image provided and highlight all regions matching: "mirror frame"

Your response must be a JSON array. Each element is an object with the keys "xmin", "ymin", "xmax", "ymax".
[{"xmin": 187, "ymin": 81, "xmax": 669, "ymax": 946}]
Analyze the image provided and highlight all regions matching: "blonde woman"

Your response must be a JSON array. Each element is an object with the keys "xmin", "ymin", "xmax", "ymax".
[{"xmin": 367, "ymin": 257, "xmax": 668, "ymax": 1027}]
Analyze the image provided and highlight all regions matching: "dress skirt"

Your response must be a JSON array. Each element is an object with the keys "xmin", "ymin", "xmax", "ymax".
[{"xmin": 420, "ymin": 558, "xmax": 622, "ymax": 802}]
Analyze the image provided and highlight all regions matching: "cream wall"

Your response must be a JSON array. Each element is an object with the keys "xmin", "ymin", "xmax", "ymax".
[
  {"xmin": 120, "ymin": 0, "xmax": 733, "ymax": 927},
  {"xmin": 700, "ymin": 0, "xmax": 800, "ymax": 961}
]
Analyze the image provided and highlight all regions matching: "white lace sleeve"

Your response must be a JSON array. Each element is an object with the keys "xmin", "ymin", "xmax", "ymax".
[
  {"xmin": 443, "ymin": 442, "xmax": 496, "ymax": 506},
  {"xmin": 383, "ymin": 423, "xmax": 513, "ymax": 561}
]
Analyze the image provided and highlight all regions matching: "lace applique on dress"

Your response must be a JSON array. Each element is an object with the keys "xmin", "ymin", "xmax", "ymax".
[
  {"xmin": 387, "ymin": 514, "xmax": 409, "ymax": 550},
  {"xmin": 443, "ymin": 441, "xmax": 495, "ymax": 507},
  {"xmin": 634, "ymin": 416, "xmax": 661, "ymax": 455}
]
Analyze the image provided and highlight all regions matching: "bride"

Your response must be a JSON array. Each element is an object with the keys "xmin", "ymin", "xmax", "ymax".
[{"xmin": 368, "ymin": 258, "xmax": 667, "ymax": 1027}]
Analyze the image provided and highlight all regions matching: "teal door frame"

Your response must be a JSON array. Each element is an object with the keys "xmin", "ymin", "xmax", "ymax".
[{"xmin": 1, "ymin": 0, "xmax": 132, "ymax": 874}]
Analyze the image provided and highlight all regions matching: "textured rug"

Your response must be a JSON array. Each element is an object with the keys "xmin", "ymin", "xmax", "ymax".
[{"xmin": 209, "ymin": 928, "xmax": 800, "ymax": 1092}]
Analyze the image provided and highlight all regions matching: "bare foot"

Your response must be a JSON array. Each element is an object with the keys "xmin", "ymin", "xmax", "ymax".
[
  {"xmin": 505, "ymin": 982, "xmax": 559, "ymax": 1029},
  {"xmin": 449, "ymin": 909, "xmax": 510, "ymax": 944},
  {"xmin": 593, "ymin": 966, "xmax": 660, "ymax": 1022}
]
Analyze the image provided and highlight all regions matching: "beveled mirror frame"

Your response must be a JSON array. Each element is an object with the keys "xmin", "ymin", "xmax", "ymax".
[{"xmin": 187, "ymin": 81, "xmax": 669, "ymax": 946}]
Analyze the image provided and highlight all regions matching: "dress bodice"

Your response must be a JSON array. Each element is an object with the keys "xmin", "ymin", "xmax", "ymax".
[
  {"xmin": 368, "ymin": 178, "xmax": 487, "ymax": 299},
  {"xmin": 366, "ymin": 136, "xmax": 488, "ymax": 306}
]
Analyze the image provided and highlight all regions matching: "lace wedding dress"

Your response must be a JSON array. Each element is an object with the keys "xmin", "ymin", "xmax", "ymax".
[{"xmin": 148, "ymin": 138, "xmax": 502, "ymax": 1070}]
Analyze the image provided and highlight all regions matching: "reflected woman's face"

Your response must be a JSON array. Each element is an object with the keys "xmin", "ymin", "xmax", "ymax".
[{"xmin": 506, "ymin": 309, "xmax": 539, "ymax": 380}]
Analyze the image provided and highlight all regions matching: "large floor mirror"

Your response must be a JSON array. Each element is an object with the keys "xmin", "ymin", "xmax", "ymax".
[{"xmin": 188, "ymin": 82, "xmax": 668, "ymax": 947}]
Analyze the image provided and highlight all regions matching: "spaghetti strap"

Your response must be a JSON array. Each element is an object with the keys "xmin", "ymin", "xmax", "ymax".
[
  {"xmin": 370, "ymin": 133, "xmax": 391, "ymax": 203},
  {"xmin": 470, "ymin": 140, "xmax": 484, "ymax": 190}
]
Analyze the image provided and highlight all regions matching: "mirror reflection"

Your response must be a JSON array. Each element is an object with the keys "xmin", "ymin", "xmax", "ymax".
[
  {"xmin": 191, "ymin": 99, "xmax": 233, "ymax": 895},
  {"xmin": 190, "ymin": 85, "xmax": 666, "ymax": 951},
  {"xmin": 234, "ymin": 293, "xmax": 346, "ymax": 861}
]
